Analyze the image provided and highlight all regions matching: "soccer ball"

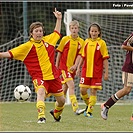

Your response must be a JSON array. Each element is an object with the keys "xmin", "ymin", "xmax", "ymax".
[{"xmin": 14, "ymin": 85, "xmax": 31, "ymax": 101}]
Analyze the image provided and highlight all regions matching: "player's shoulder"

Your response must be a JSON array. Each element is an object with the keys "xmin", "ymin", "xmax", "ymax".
[
  {"xmin": 20, "ymin": 40, "xmax": 33, "ymax": 48},
  {"xmin": 97, "ymin": 38, "xmax": 106, "ymax": 43},
  {"xmin": 100, "ymin": 38, "xmax": 105, "ymax": 41},
  {"xmin": 85, "ymin": 38, "xmax": 90, "ymax": 42},
  {"xmin": 60, "ymin": 35, "xmax": 70, "ymax": 41},
  {"xmin": 78, "ymin": 36, "xmax": 84, "ymax": 42}
]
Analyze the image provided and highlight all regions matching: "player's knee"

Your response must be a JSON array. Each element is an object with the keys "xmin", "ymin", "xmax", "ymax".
[
  {"xmin": 80, "ymin": 87, "xmax": 87, "ymax": 95},
  {"xmin": 123, "ymin": 86, "xmax": 131, "ymax": 95},
  {"xmin": 57, "ymin": 97, "xmax": 65, "ymax": 106},
  {"xmin": 37, "ymin": 88, "xmax": 45, "ymax": 96}
]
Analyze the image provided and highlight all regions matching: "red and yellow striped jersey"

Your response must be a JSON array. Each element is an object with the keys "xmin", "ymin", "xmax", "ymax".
[
  {"xmin": 81, "ymin": 37, "xmax": 109, "ymax": 78},
  {"xmin": 56, "ymin": 35, "xmax": 84, "ymax": 72},
  {"xmin": 9, "ymin": 31, "xmax": 61, "ymax": 80}
]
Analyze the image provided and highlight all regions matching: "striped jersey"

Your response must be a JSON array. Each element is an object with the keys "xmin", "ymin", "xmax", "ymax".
[
  {"xmin": 122, "ymin": 36, "xmax": 133, "ymax": 73},
  {"xmin": 9, "ymin": 31, "xmax": 61, "ymax": 80},
  {"xmin": 81, "ymin": 37, "xmax": 109, "ymax": 78},
  {"xmin": 56, "ymin": 35, "xmax": 84, "ymax": 72}
]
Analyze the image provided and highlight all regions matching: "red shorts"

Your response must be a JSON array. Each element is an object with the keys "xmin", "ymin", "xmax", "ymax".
[
  {"xmin": 79, "ymin": 77, "xmax": 102, "ymax": 90},
  {"xmin": 61, "ymin": 70, "xmax": 75, "ymax": 84},
  {"xmin": 33, "ymin": 77, "xmax": 63, "ymax": 96}
]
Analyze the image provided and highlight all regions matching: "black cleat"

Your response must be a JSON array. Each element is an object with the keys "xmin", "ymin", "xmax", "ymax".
[
  {"xmin": 50, "ymin": 109, "xmax": 61, "ymax": 122},
  {"xmin": 37, "ymin": 117, "xmax": 46, "ymax": 123}
]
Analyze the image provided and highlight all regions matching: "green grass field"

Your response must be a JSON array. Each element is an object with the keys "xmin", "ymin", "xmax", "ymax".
[{"xmin": 0, "ymin": 102, "xmax": 133, "ymax": 132}]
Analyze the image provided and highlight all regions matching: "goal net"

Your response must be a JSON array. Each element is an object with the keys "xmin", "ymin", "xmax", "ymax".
[
  {"xmin": 1, "ymin": 8, "xmax": 133, "ymax": 104},
  {"xmin": 64, "ymin": 9, "xmax": 133, "ymax": 104}
]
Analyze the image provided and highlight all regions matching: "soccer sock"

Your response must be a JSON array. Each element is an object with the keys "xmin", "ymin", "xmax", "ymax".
[
  {"xmin": 54, "ymin": 103, "xmax": 64, "ymax": 118},
  {"xmin": 104, "ymin": 94, "xmax": 119, "ymax": 108},
  {"xmin": 87, "ymin": 95, "xmax": 97, "ymax": 114},
  {"xmin": 36, "ymin": 101, "xmax": 46, "ymax": 119},
  {"xmin": 80, "ymin": 93, "xmax": 89, "ymax": 105},
  {"xmin": 69, "ymin": 95, "xmax": 79, "ymax": 112}
]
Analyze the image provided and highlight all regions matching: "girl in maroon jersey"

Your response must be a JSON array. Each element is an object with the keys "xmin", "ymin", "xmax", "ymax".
[{"xmin": 101, "ymin": 33, "xmax": 133, "ymax": 120}]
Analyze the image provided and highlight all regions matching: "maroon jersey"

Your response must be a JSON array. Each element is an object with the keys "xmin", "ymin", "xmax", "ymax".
[{"xmin": 122, "ymin": 33, "xmax": 133, "ymax": 73}]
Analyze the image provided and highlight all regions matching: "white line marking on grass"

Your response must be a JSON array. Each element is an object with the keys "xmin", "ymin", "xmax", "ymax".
[{"xmin": 23, "ymin": 120, "xmax": 36, "ymax": 123}]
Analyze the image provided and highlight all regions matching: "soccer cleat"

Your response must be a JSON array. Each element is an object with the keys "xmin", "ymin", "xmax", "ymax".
[
  {"xmin": 75, "ymin": 108, "xmax": 86, "ymax": 115},
  {"xmin": 101, "ymin": 104, "xmax": 109, "ymax": 120},
  {"xmin": 85, "ymin": 106, "xmax": 88, "ymax": 111},
  {"xmin": 84, "ymin": 111, "xmax": 93, "ymax": 118},
  {"xmin": 37, "ymin": 117, "xmax": 46, "ymax": 123},
  {"xmin": 50, "ymin": 109, "xmax": 61, "ymax": 122}
]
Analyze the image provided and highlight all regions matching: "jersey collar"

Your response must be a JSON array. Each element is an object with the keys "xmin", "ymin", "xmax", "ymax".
[{"xmin": 30, "ymin": 37, "xmax": 42, "ymax": 43}]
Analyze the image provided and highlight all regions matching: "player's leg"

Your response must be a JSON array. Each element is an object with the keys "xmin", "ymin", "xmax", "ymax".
[
  {"xmin": 61, "ymin": 70, "xmax": 84, "ymax": 115},
  {"xmin": 50, "ymin": 95, "xmax": 65, "ymax": 122},
  {"xmin": 79, "ymin": 77, "xmax": 91, "ymax": 117},
  {"xmin": 33, "ymin": 79, "xmax": 46, "ymax": 123},
  {"xmin": 80, "ymin": 77, "xmax": 101, "ymax": 118},
  {"xmin": 85, "ymin": 88, "xmax": 97, "ymax": 118},
  {"xmin": 80, "ymin": 90, "xmax": 90, "ymax": 106},
  {"xmin": 67, "ymin": 79, "xmax": 85, "ymax": 115},
  {"xmin": 85, "ymin": 77, "xmax": 102, "ymax": 118},
  {"xmin": 101, "ymin": 72, "xmax": 133, "ymax": 120},
  {"xmin": 36, "ymin": 87, "xmax": 46, "ymax": 123},
  {"xmin": 101, "ymin": 86, "xmax": 132, "ymax": 120},
  {"xmin": 48, "ymin": 77, "xmax": 65, "ymax": 122},
  {"xmin": 67, "ymin": 80, "xmax": 79, "ymax": 112},
  {"xmin": 80, "ymin": 87, "xmax": 93, "ymax": 117},
  {"xmin": 62, "ymin": 83, "xmax": 68, "ymax": 98}
]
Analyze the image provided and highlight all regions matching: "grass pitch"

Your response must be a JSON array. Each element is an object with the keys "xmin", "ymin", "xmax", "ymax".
[{"xmin": 0, "ymin": 102, "xmax": 133, "ymax": 132}]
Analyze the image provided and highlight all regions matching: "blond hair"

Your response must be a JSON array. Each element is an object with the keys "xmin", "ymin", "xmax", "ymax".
[{"xmin": 69, "ymin": 20, "xmax": 79, "ymax": 28}]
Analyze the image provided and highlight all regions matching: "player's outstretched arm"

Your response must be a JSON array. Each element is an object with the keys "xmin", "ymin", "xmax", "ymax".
[
  {"xmin": 0, "ymin": 51, "xmax": 11, "ymax": 58},
  {"xmin": 53, "ymin": 8, "xmax": 62, "ymax": 34}
]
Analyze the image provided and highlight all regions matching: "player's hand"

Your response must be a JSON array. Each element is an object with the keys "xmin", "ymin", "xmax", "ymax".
[
  {"xmin": 70, "ymin": 65, "xmax": 77, "ymax": 72},
  {"xmin": 76, "ymin": 68, "xmax": 81, "ymax": 77},
  {"xmin": 53, "ymin": 8, "xmax": 62, "ymax": 19}
]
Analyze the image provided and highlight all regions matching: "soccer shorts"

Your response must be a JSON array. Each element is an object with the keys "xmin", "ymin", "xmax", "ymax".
[
  {"xmin": 79, "ymin": 76, "xmax": 102, "ymax": 90},
  {"xmin": 122, "ymin": 72, "xmax": 133, "ymax": 87},
  {"xmin": 61, "ymin": 70, "xmax": 75, "ymax": 84},
  {"xmin": 33, "ymin": 77, "xmax": 64, "ymax": 97}
]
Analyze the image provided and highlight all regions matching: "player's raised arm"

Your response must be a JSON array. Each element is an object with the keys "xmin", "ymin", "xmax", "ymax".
[
  {"xmin": 0, "ymin": 51, "xmax": 11, "ymax": 58},
  {"xmin": 53, "ymin": 8, "xmax": 62, "ymax": 34}
]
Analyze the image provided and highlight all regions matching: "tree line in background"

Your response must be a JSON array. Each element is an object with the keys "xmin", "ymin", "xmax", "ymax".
[{"xmin": 0, "ymin": 1, "xmax": 132, "ymax": 45}]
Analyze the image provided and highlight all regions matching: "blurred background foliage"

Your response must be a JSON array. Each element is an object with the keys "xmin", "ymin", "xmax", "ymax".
[{"xmin": 0, "ymin": 1, "xmax": 133, "ymax": 44}]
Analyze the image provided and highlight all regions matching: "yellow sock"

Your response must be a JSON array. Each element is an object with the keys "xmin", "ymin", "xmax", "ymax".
[
  {"xmin": 54, "ymin": 102, "xmax": 64, "ymax": 118},
  {"xmin": 80, "ymin": 93, "xmax": 89, "ymax": 105},
  {"xmin": 36, "ymin": 101, "xmax": 46, "ymax": 119},
  {"xmin": 69, "ymin": 95, "xmax": 79, "ymax": 112},
  {"xmin": 87, "ymin": 95, "xmax": 97, "ymax": 114}
]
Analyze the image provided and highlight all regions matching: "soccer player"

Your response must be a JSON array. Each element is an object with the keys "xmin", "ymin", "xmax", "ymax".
[
  {"xmin": 0, "ymin": 8, "xmax": 65, "ymax": 123},
  {"xmin": 76, "ymin": 23, "xmax": 109, "ymax": 118},
  {"xmin": 56, "ymin": 20, "xmax": 85, "ymax": 115},
  {"xmin": 101, "ymin": 33, "xmax": 133, "ymax": 120}
]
